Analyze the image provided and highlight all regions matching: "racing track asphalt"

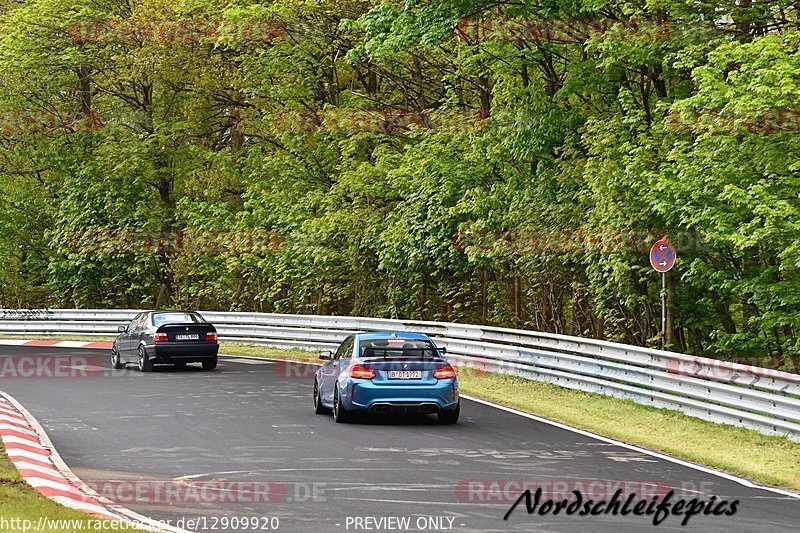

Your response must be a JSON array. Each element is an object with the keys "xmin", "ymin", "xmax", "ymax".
[{"xmin": 0, "ymin": 345, "xmax": 798, "ymax": 533}]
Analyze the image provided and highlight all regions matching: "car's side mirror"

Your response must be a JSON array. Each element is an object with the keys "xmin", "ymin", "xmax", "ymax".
[
  {"xmin": 118, "ymin": 325, "xmax": 127, "ymax": 333},
  {"xmin": 319, "ymin": 350, "xmax": 333, "ymax": 360},
  {"xmin": 439, "ymin": 346, "xmax": 447, "ymax": 354}
]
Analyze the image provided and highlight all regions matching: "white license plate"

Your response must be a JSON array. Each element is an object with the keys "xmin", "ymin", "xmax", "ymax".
[
  {"xmin": 175, "ymin": 334, "xmax": 199, "ymax": 341},
  {"xmin": 388, "ymin": 370, "xmax": 422, "ymax": 379}
]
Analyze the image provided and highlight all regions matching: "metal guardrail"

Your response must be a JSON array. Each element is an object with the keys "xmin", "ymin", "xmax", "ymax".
[{"xmin": 1, "ymin": 308, "xmax": 799, "ymax": 441}]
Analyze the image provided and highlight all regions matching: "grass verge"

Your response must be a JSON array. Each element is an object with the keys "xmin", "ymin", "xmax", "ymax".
[
  {"xmin": 0, "ymin": 443, "xmax": 145, "ymax": 532},
  {"xmin": 457, "ymin": 371, "xmax": 800, "ymax": 490}
]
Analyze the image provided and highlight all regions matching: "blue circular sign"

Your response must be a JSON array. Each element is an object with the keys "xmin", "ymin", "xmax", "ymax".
[{"xmin": 650, "ymin": 238, "xmax": 676, "ymax": 272}]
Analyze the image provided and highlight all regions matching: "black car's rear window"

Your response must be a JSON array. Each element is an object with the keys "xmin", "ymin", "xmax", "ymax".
[
  {"xmin": 360, "ymin": 338, "xmax": 440, "ymax": 358},
  {"xmin": 152, "ymin": 312, "xmax": 204, "ymax": 326}
]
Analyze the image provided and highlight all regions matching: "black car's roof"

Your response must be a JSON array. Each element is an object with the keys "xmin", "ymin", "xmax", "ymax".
[{"xmin": 142, "ymin": 311, "xmax": 207, "ymax": 323}]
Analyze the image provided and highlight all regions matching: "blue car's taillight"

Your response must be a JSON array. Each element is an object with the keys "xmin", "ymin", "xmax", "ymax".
[
  {"xmin": 433, "ymin": 365, "xmax": 456, "ymax": 379},
  {"xmin": 350, "ymin": 365, "xmax": 376, "ymax": 379}
]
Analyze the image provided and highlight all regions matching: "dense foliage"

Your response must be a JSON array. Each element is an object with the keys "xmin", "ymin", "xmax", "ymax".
[{"xmin": 0, "ymin": 0, "xmax": 798, "ymax": 369}]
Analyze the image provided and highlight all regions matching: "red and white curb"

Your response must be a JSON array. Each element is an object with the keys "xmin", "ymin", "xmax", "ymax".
[
  {"xmin": 0, "ymin": 339, "xmax": 113, "ymax": 349},
  {"xmin": 0, "ymin": 391, "xmax": 190, "ymax": 532},
  {"xmin": 0, "ymin": 394, "xmax": 119, "ymax": 519}
]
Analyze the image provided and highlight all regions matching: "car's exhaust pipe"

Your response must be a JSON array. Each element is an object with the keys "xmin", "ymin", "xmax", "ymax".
[
  {"xmin": 369, "ymin": 402, "xmax": 440, "ymax": 414},
  {"xmin": 419, "ymin": 403, "xmax": 440, "ymax": 414}
]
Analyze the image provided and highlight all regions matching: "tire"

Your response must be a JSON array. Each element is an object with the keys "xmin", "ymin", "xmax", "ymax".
[
  {"xmin": 202, "ymin": 357, "xmax": 218, "ymax": 370},
  {"xmin": 111, "ymin": 344, "xmax": 125, "ymax": 370},
  {"xmin": 438, "ymin": 402, "xmax": 460, "ymax": 424},
  {"xmin": 138, "ymin": 346, "xmax": 153, "ymax": 373},
  {"xmin": 314, "ymin": 380, "xmax": 330, "ymax": 414},
  {"xmin": 333, "ymin": 386, "xmax": 351, "ymax": 423},
  {"xmin": 173, "ymin": 362, "xmax": 187, "ymax": 370}
]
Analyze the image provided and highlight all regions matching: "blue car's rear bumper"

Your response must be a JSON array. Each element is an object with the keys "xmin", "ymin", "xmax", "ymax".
[{"xmin": 341, "ymin": 378, "xmax": 459, "ymax": 412}]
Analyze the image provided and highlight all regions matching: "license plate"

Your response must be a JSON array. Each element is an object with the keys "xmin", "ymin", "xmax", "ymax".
[
  {"xmin": 175, "ymin": 334, "xmax": 199, "ymax": 341},
  {"xmin": 388, "ymin": 370, "xmax": 422, "ymax": 379}
]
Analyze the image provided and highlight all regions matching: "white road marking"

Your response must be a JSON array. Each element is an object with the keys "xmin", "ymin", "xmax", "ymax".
[
  {"xmin": 221, "ymin": 357, "xmax": 274, "ymax": 365},
  {"xmin": 462, "ymin": 394, "xmax": 800, "ymax": 500}
]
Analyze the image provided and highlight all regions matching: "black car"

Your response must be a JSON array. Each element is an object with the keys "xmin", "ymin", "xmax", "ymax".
[{"xmin": 111, "ymin": 311, "xmax": 219, "ymax": 372}]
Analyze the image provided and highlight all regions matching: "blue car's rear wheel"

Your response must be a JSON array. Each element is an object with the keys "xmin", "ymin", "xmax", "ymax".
[
  {"xmin": 438, "ymin": 401, "xmax": 460, "ymax": 424},
  {"xmin": 314, "ymin": 380, "xmax": 331, "ymax": 414},
  {"xmin": 333, "ymin": 386, "xmax": 351, "ymax": 423}
]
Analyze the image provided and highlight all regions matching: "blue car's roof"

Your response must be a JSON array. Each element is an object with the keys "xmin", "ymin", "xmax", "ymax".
[{"xmin": 356, "ymin": 331, "xmax": 432, "ymax": 341}]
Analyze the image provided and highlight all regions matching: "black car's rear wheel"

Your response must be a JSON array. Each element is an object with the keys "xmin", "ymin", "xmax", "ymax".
[
  {"xmin": 111, "ymin": 344, "xmax": 125, "ymax": 370},
  {"xmin": 173, "ymin": 362, "xmax": 187, "ymax": 370},
  {"xmin": 202, "ymin": 357, "xmax": 217, "ymax": 370},
  {"xmin": 138, "ymin": 346, "xmax": 153, "ymax": 373},
  {"xmin": 438, "ymin": 401, "xmax": 460, "ymax": 424},
  {"xmin": 314, "ymin": 380, "xmax": 330, "ymax": 414}
]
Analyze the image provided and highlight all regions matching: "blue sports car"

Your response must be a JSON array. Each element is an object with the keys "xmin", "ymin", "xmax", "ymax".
[{"xmin": 313, "ymin": 332, "xmax": 460, "ymax": 424}]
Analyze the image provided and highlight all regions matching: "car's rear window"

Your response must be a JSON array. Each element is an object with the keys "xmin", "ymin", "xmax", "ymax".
[
  {"xmin": 152, "ymin": 312, "xmax": 203, "ymax": 326},
  {"xmin": 360, "ymin": 338, "xmax": 440, "ymax": 358}
]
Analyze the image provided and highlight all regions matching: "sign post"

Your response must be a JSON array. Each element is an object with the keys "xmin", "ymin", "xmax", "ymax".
[{"xmin": 649, "ymin": 238, "xmax": 676, "ymax": 350}]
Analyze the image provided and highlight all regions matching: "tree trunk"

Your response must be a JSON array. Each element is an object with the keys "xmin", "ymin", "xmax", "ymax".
[
  {"xmin": 419, "ymin": 281, "xmax": 427, "ymax": 320},
  {"xmin": 230, "ymin": 105, "xmax": 244, "ymax": 153},
  {"xmin": 480, "ymin": 269, "xmax": 488, "ymax": 324},
  {"xmin": 595, "ymin": 315, "xmax": 604, "ymax": 340},
  {"xmin": 316, "ymin": 281, "xmax": 324, "ymax": 315}
]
